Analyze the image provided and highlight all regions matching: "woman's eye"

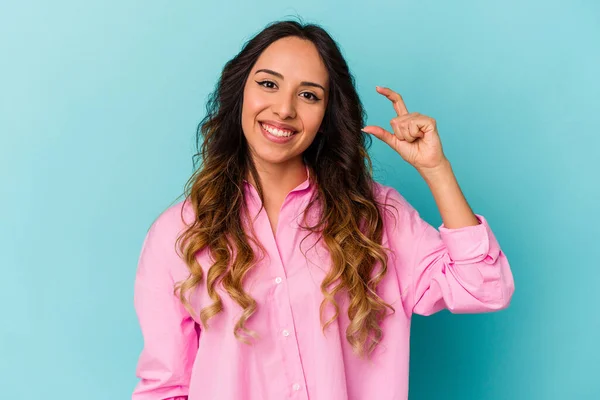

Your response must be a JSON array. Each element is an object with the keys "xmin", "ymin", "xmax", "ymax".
[
  {"xmin": 302, "ymin": 92, "xmax": 320, "ymax": 101},
  {"xmin": 257, "ymin": 80, "xmax": 276, "ymax": 89}
]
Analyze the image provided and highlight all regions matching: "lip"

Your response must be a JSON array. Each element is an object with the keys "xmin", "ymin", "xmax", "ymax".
[
  {"xmin": 259, "ymin": 122, "xmax": 298, "ymax": 144},
  {"xmin": 259, "ymin": 120, "xmax": 298, "ymax": 133}
]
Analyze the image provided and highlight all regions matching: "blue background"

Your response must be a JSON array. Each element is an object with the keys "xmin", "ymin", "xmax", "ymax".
[{"xmin": 1, "ymin": 0, "xmax": 598, "ymax": 398}]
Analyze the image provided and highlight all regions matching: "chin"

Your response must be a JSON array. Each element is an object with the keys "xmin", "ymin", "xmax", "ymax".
[{"xmin": 254, "ymin": 153, "xmax": 297, "ymax": 166}]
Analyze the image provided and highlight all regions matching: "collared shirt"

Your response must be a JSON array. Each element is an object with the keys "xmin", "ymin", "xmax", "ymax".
[{"xmin": 132, "ymin": 167, "xmax": 515, "ymax": 400}]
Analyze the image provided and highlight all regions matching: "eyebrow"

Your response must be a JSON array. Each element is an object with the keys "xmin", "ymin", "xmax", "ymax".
[{"xmin": 254, "ymin": 68, "xmax": 326, "ymax": 92}]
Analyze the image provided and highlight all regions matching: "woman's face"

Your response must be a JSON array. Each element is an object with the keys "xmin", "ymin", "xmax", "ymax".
[{"xmin": 241, "ymin": 36, "xmax": 329, "ymax": 168}]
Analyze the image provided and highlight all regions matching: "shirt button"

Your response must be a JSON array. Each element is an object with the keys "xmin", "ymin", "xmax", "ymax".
[
  {"xmin": 292, "ymin": 383, "xmax": 301, "ymax": 391},
  {"xmin": 282, "ymin": 329, "xmax": 290, "ymax": 337},
  {"xmin": 275, "ymin": 277, "xmax": 282, "ymax": 284}
]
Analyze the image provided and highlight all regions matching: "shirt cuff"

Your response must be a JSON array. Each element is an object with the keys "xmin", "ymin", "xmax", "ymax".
[{"xmin": 438, "ymin": 214, "xmax": 501, "ymax": 264}]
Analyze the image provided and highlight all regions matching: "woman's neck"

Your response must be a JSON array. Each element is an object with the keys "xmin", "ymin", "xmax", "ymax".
[{"xmin": 247, "ymin": 158, "xmax": 308, "ymax": 203}]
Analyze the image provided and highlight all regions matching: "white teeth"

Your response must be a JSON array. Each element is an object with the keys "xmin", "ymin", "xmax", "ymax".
[{"xmin": 261, "ymin": 123, "xmax": 295, "ymax": 137}]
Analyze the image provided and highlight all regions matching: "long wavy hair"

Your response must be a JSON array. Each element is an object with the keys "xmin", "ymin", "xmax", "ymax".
[{"xmin": 174, "ymin": 18, "xmax": 396, "ymax": 358}]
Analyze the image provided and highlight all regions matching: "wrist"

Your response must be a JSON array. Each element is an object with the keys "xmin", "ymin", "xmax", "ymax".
[{"xmin": 417, "ymin": 158, "xmax": 453, "ymax": 184}]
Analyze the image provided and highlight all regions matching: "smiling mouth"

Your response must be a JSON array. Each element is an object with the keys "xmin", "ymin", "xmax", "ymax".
[{"xmin": 259, "ymin": 122, "xmax": 298, "ymax": 137}]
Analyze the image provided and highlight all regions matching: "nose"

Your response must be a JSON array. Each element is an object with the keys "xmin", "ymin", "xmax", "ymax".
[{"xmin": 272, "ymin": 91, "xmax": 296, "ymax": 120}]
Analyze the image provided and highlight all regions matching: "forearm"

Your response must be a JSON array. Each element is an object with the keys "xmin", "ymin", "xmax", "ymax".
[{"xmin": 417, "ymin": 159, "xmax": 480, "ymax": 229}]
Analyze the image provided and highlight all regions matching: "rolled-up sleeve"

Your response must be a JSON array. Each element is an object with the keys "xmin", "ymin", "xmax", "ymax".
[
  {"xmin": 382, "ymin": 186, "xmax": 515, "ymax": 317},
  {"xmin": 411, "ymin": 213, "xmax": 514, "ymax": 315},
  {"xmin": 132, "ymin": 215, "xmax": 199, "ymax": 400}
]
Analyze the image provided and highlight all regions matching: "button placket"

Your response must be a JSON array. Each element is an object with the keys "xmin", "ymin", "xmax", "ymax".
[{"xmin": 262, "ymin": 204, "xmax": 308, "ymax": 400}]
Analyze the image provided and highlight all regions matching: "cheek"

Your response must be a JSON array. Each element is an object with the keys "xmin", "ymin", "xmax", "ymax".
[
  {"xmin": 304, "ymin": 108, "xmax": 326, "ymax": 132},
  {"xmin": 242, "ymin": 89, "xmax": 268, "ymax": 119}
]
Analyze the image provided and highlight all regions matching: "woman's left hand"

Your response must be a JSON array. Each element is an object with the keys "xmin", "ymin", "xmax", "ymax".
[{"xmin": 362, "ymin": 86, "xmax": 447, "ymax": 173}]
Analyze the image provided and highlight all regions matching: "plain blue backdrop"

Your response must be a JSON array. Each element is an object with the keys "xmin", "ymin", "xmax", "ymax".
[{"xmin": 1, "ymin": 0, "xmax": 598, "ymax": 399}]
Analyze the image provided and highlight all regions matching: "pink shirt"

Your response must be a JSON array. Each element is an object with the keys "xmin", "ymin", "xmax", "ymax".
[{"xmin": 132, "ymin": 169, "xmax": 515, "ymax": 400}]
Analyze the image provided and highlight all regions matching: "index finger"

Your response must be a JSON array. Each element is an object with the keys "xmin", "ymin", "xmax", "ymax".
[{"xmin": 376, "ymin": 86, "xmax": 409, "ymax": 116}]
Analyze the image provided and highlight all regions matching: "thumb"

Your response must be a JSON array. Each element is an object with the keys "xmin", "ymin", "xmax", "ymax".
[
  {"xmin": 363, "ymin": 125, "xmax": 413, "ymax": 158},
  {"xmin": 362, "ymin": 125, "xmax": 399, "ymax": 148}
]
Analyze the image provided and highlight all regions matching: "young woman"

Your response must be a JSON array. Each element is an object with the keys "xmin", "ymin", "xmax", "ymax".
[{"xmin": 132, "ymin": 19, "xmax": 515, "ymax": 400}]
